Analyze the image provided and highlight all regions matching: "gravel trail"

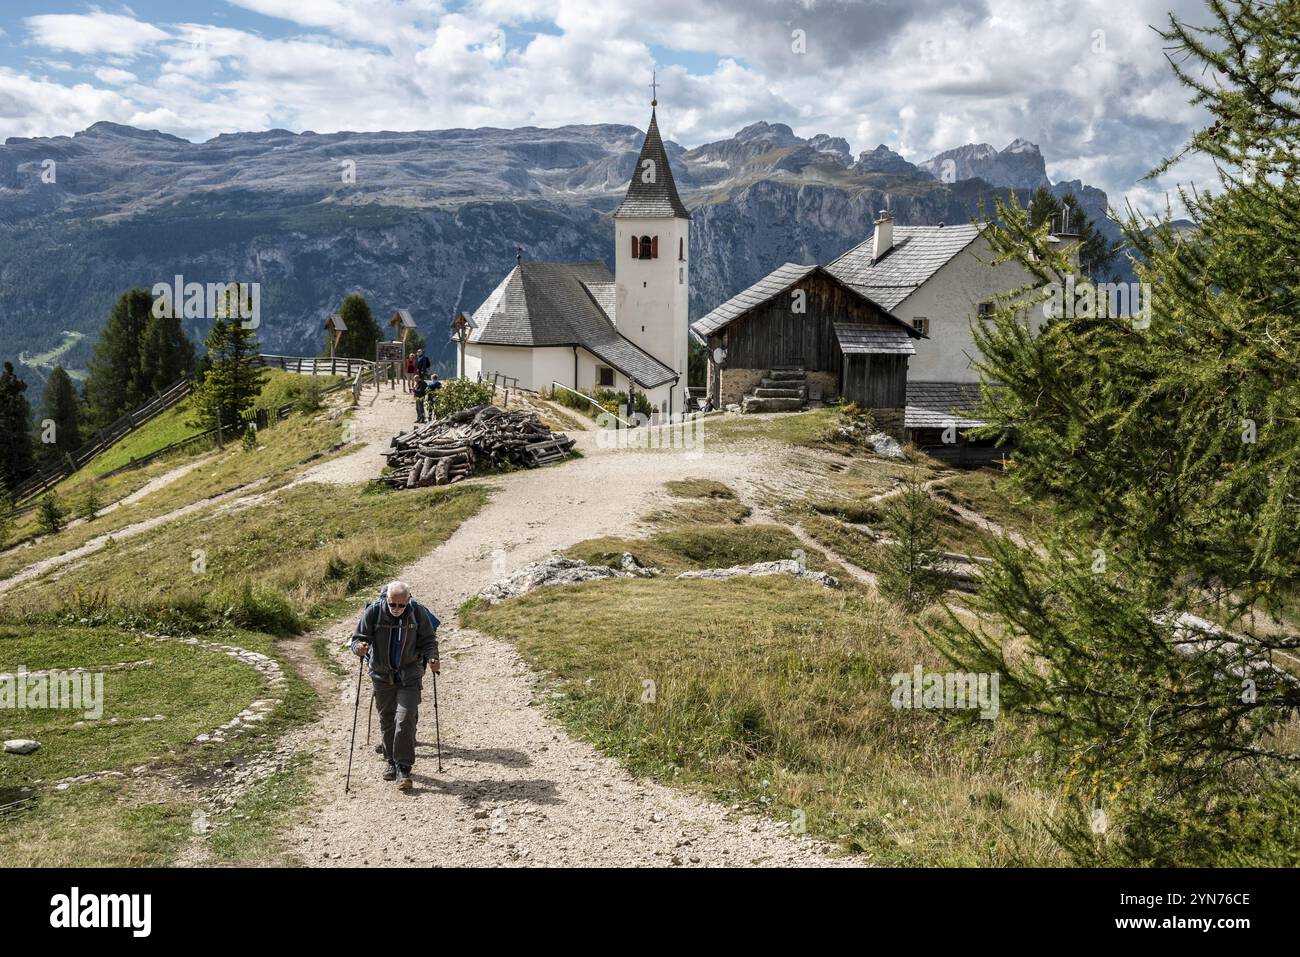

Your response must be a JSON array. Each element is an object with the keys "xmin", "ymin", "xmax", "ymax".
[{"xmin": 280, "ymin": 424, "xmax": 857, "ymax": 867}]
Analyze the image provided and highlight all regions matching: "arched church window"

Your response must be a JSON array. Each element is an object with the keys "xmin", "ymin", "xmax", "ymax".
[
  {"xmin": 639, "ymin": 235, "xmax": 657, "ymax": 260},
  {"xmin": 679, "ymin": 238, "xmax": 685, "ymax": 261}
]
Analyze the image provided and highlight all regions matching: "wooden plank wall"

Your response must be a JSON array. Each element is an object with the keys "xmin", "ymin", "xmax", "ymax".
[
  {"xmin": 842, "ymin": 354, "xmax": 908, "ymax": 408},
  {"xmin": 708, "ymin": 272, "xmax": 899, "ymax": 376}
]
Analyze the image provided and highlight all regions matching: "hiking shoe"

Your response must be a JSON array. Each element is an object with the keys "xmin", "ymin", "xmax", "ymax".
[
  {"xmin": 382, "ymin": 763, "xmax": 397, "ymax": 782},
  {"xmin": 396, "ymin": 768, "xmax": 413, "ymax": 791}
]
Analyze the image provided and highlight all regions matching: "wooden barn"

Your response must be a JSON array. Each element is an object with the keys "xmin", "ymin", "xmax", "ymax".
[{"xmin": 691, "ymin": 263, "xmax": 923, "ymax": 430}]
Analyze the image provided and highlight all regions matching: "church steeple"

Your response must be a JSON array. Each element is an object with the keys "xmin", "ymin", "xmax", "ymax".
[{"xmin": 614, "ymin": 98, "xmax": 689, "ymax": 220}]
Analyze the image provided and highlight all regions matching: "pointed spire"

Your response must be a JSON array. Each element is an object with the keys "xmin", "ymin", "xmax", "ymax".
[{"xmin": 614, "ymin": 99, "xmax": 689, "ymax": 220}]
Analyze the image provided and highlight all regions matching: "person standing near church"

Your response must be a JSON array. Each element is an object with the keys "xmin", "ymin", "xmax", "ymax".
[{"xmin": 413, "ymin": 375, "xmax": 428, "ymax": 423}]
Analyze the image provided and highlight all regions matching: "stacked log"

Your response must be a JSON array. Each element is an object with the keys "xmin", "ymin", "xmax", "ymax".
[{"xmin": 384, "ymin": 404, "xmax": 575, "ymax": 488}]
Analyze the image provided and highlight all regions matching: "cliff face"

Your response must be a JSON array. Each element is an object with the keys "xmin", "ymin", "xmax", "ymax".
[
  {"xmin": 0, "ymin": 121, "xmax": 1116, "ymax": 382},
  {"xmin": 919, "ymin": 139, "xmax": 1051, "ymax": 189}
]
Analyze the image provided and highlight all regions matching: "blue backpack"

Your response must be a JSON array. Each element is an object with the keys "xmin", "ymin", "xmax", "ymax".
[{"xmin": 345, "ymin": 588, "xmax": 441, "ymax": 648}]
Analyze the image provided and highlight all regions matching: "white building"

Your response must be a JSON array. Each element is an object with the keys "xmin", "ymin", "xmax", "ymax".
[
  {"xmin": 694, "ymin": 210, "xmax": 1078, "ymax": 439},
  {"xmin": 458, "ymin": 101, "xmax": 690, "ymax": 417}
]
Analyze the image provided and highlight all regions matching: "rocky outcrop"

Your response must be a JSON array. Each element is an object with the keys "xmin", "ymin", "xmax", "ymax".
[
  {"xmin": 676, "ymin": 560, "xmax": 839, "ymax": 589},
  {"xmin": 854, "ymin": 144, "xmax": 928, "ymax": 179},
  {"xmin": 477, "ymin": 553, "xmax": 659, "ymax": 604},
  {"xmin": 918, "ymin": 139, "xmax": 1050, "ymax": 189}
]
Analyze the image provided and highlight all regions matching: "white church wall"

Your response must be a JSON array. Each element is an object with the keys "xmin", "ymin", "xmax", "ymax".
[
  {"xmin": 460, "ymin": 344, "xmax": 483, "ymax": 381},
  {"xmin": 472, "ymin": 345, "xmax": 541, "ymax": 389},
  {"xmin": 531, "ymin": 347, "xmax": 577, "ymax": 394}
]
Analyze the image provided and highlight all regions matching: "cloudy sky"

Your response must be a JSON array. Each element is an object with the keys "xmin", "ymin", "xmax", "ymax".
[{"xmin": 0, "ymin": 0, "xmax": 1216, "ymax": 212}]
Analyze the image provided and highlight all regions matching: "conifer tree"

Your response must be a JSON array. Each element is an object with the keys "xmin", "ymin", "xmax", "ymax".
[
  {"xmin": 937, "ymin": 0, "xmax": 1300, "ymax": 864},
  {"xmin": 191, "ymin": 286, "xmax": 266, "ymax": 435},
  {"xmin": 878, "ymin": 478, "xmax": 950, "ymax": 612},
  {"xmin": 36, "ymin": 366, "xmax": 82, "ymax": 468},
  {"xmin": 334, "ymin": 293, "xmax": 383, "ymax": 360},
  {"xmin": 0, "ymin": 361, "xmax": 36, "ymax": 493}
]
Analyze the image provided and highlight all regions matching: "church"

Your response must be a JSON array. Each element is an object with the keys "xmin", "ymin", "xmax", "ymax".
[{"xmin": 456, "ymin": 97, "xmax": 691, "ymax": 418}]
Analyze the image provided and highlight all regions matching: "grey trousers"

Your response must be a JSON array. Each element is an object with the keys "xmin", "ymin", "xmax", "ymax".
[{"xmin": 372, "ymin": 678, "xmax": 421, "ymax": 770}]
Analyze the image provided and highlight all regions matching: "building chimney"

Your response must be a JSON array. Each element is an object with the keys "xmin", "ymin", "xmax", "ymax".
[
  {"xmin": 873, "ymin": 210, "xmax": 894, "ymax": 260},
  {"xmin": 1048, "ymin": 202, "xmax": 1081, "ymax": 271}
]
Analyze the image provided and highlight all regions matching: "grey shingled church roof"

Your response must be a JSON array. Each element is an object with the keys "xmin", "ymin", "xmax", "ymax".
[
  {"xmin": 690, "ymin": 263, "xmax": 922, "ymax": 342},
  {"xmin": 826, "ymin": 224, "xmax": 985, "ymax": 310},
  {"xmin": 904, "ymin": 381, "xmax": 988, "ymax": 429},
  {"xmin": 614, "ymin": 109, "xmax": 690, "ymax": 220},
  {"xmin": 468, "ymin": 262, "xmax": 677, "ymax": 389},
  {"xmin": 833, "ymin": 323, "xmax": 916, "ymax": 355}
]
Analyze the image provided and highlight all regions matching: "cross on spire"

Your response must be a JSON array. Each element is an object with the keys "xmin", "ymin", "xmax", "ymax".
[{"xmin": 649, "ymin": 70, "xmax": 658, "ymax": 107}]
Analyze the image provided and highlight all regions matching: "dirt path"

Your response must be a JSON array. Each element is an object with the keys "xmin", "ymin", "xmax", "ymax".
[
  {"xmin": 0, "ymin": 393, "xmax": 406, "ymax": 595},
  {"xmin": 279, "ymin": 428, "xmax": 855, "ymax": 867},
  {"xmin": 289, "ymin": 389, "xmax": 414, "ymax": 487}
]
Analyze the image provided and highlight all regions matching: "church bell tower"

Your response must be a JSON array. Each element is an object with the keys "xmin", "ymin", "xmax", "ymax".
[{"xmin": 613, "ymin": 80, "xmax": 690, "ymax": 411}]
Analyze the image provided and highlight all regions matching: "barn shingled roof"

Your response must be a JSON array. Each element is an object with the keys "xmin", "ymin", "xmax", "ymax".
[
  {"xmin": 690, "ymin": 264, "xmax": 922, "ymax": 343},
  {"xmin": 833, "ymin": 323, "xmax": 916, "ymax": 355},
  {"xmin": 904, "ymin": 381, "xmax": 989, "ymax": 429}
]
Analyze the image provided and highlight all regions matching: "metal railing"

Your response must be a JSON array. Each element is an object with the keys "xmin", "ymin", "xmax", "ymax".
[{"xmin": 548, "ymin": 381, "xmax": 631, "ymax": 427}]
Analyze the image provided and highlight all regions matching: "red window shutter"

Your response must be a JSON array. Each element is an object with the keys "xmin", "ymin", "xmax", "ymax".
[
  {"xmin": 651, "ymin": 236, "xmax": 658, "ymax": 258},
  {"xmin": 631, "ymin": 235, "xmax": 638, "ymax": 257}
]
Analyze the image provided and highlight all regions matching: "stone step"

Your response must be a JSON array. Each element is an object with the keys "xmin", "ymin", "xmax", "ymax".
[
  {"xmin": 768, "ymin": 369, "xmax": 807, "ymax": 382},
  {"xmin": 760, "ymin": 378, "xmax": 806, "ymax": 390},
  {"xmin": 753, "ymin": 387, "xmax": 805, "ymax": 399},
  {"xmin": 742, "ymin": 396, "xmax": 806, "ymax": 413}
]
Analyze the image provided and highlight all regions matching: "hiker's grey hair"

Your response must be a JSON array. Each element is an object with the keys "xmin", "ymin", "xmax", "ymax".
[{"xmin": 386, "ymin": 580, "xmax": 410, "ymax": 601}]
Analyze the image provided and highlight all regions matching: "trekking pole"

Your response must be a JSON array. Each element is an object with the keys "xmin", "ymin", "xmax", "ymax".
[
  {"xmin": 345, "ymin": 656, "xmax": 364, "ymax": 794},
  {"xmin": 432, "ymin": 670, "xmax": 443, "ymax": 773},
  {"xmin": 366, "ymin": 690, "xmax": 374, "ymax": 746}
]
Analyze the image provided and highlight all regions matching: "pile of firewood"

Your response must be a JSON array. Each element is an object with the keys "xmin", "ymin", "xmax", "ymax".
[{"xmin": 383, "ymin": 404, "xmax": 576, "ymax": 488}]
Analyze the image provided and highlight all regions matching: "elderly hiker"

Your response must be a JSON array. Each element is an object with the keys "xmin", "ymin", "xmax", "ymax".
[{"xmin": 350, "ymin": 580, "xmax": 441, "ymax": 790}]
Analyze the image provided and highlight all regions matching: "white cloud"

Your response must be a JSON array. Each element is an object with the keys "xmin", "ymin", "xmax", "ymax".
[
  {"xmin": 0, "ymin": 68, "xmax": 134, "ymax": 140},
  {"xmin": 3, "ymin": 0, "xmax": 1213, "ymax": 212},
  {"xmin": 94, "ymin": 68, "xmax": 139, "ymax": 86},
  {"xmin": 23, "ymin": 12, "xmax": 169, "ymax": 58}
]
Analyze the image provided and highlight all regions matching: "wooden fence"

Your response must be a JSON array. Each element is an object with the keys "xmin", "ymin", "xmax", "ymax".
[
  {"xmin": 10, "ymin": 378, "xmax": 194, "ymax": 505},
  {"xmin": 8, "ymin": 355, "xmax": 369, "ymax": 509}
]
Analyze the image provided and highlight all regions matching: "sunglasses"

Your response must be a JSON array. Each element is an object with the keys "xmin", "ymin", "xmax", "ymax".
[{"xmin": 387, "ymin": 601, "xmax": 408, "ymax": 611}]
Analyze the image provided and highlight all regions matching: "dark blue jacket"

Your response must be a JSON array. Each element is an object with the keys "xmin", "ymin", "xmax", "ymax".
[{"xmin": 350, "ymin": 593, "xmax": 440, "ymax": 686}]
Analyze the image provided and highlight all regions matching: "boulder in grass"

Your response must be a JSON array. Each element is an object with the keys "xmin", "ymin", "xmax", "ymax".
[
  {"xmin": 4, "ymin": 739, "xmax": 40, "ymax": 755},
  {"xmin": 866, "ymin": 432, "xmax": 905, "ymax": 460},
  {"xmin": 477, "ymin": 553, "xmax": 659, "ymax": 604},
  {"xmin": 676, "ymin": 560, "xmax": 840, "ymax": 588}
]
